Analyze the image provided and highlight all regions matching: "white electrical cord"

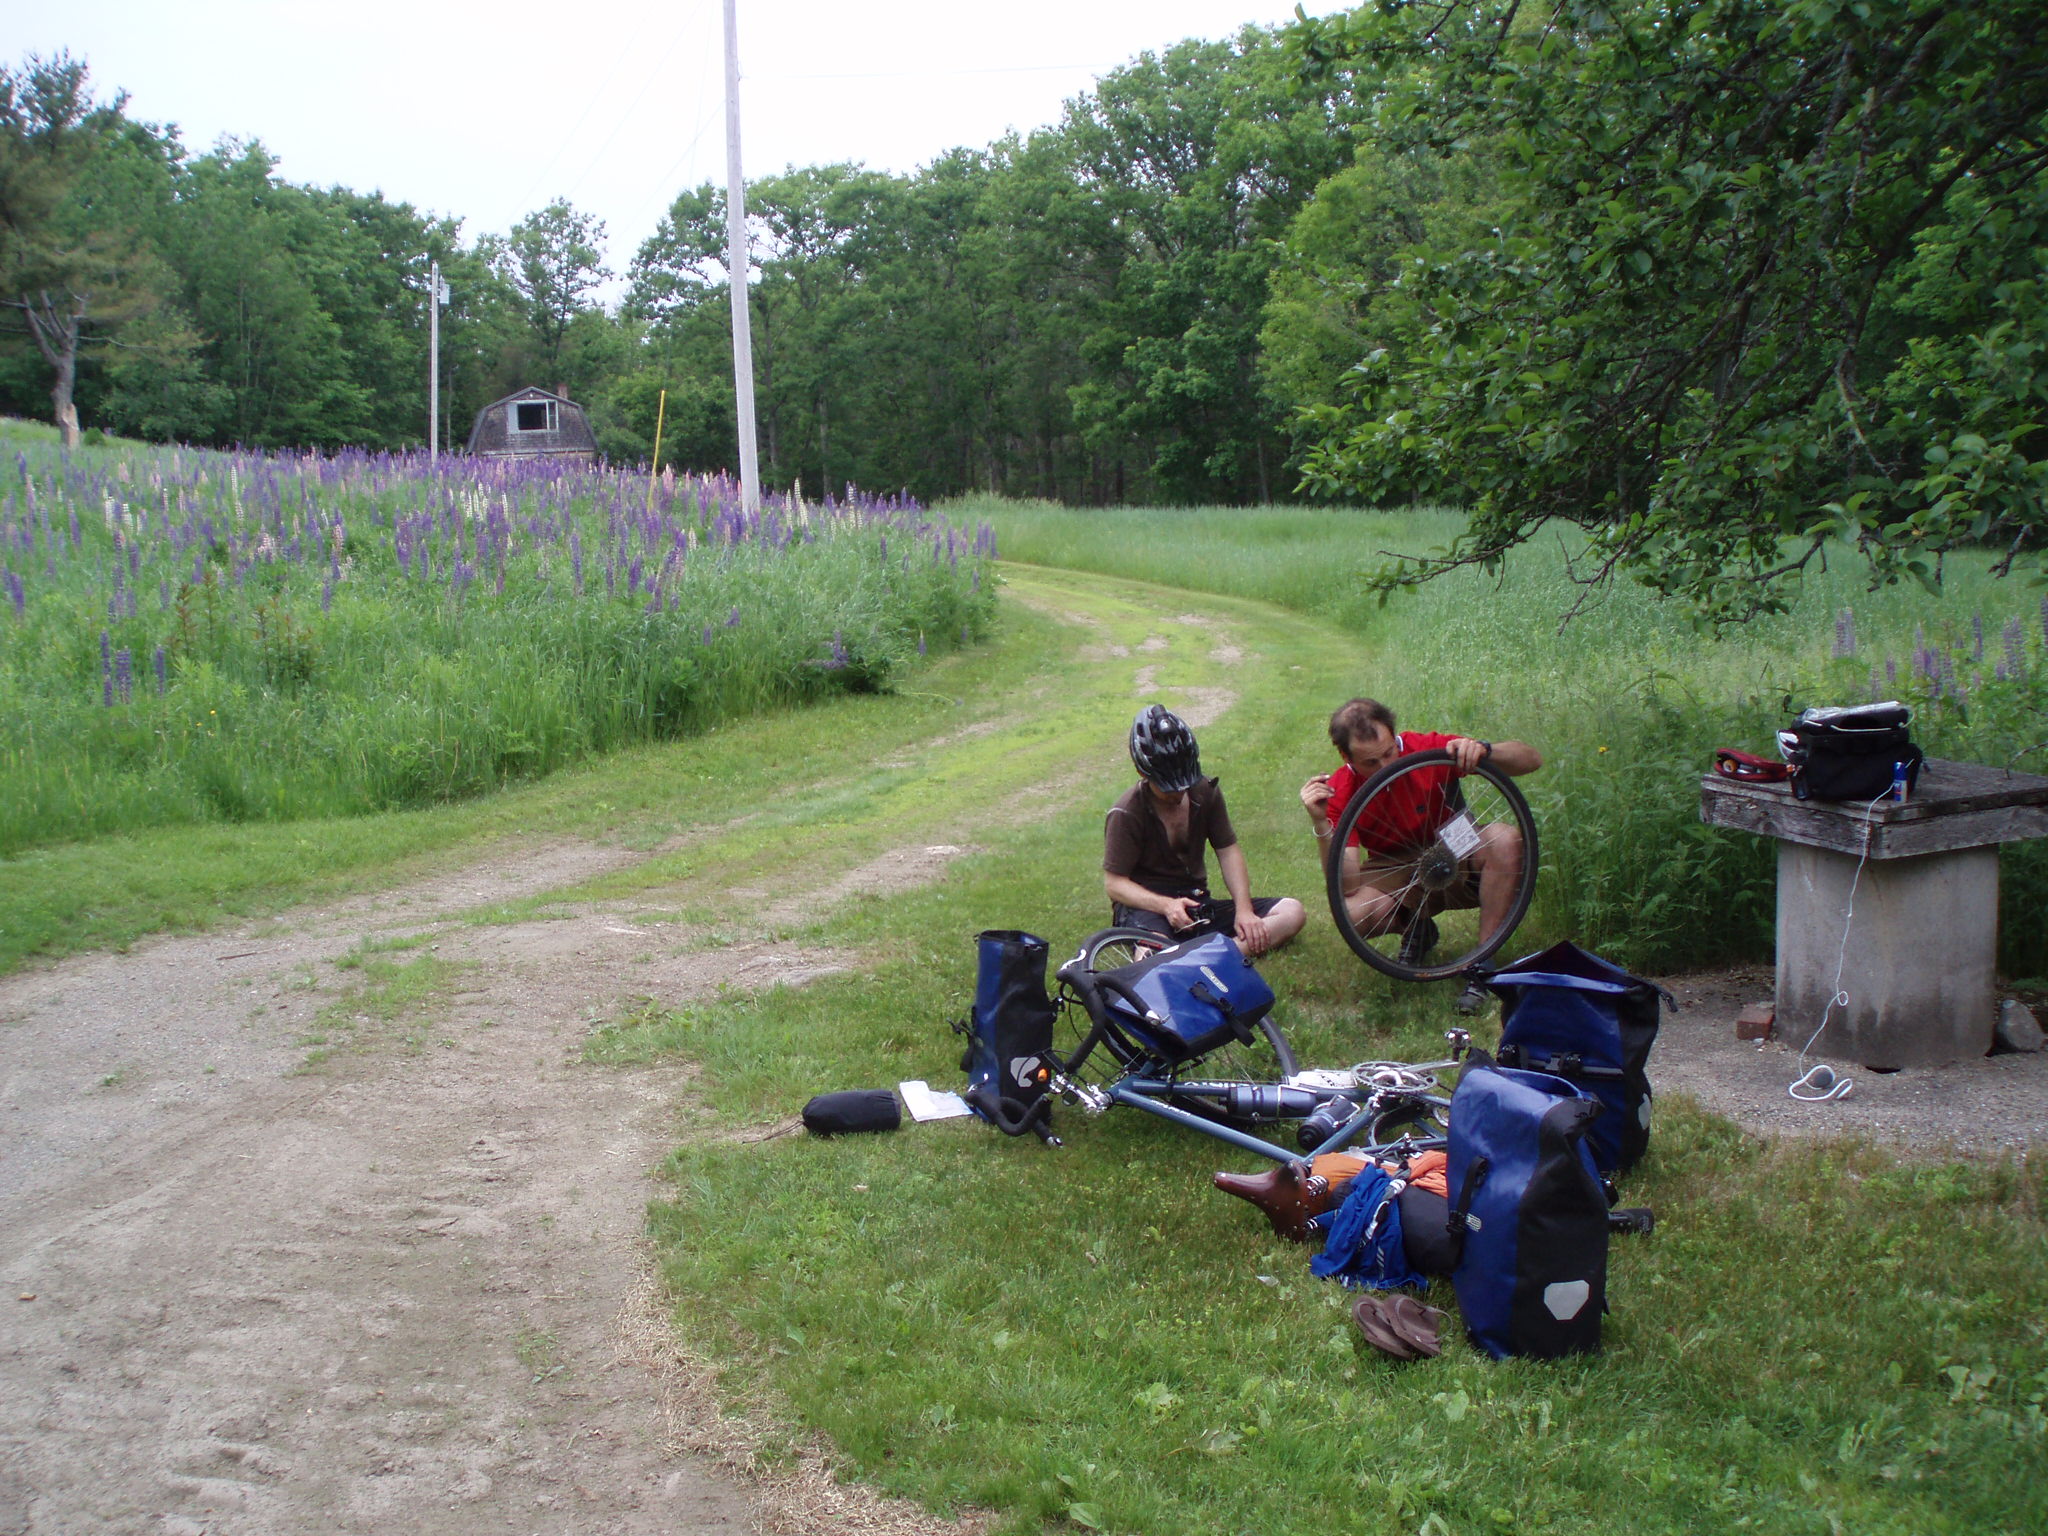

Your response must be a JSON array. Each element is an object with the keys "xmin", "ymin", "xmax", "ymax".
[{"xmin": 1787, "ymin": 786, "xmax": 1894, "ymax": 1103}]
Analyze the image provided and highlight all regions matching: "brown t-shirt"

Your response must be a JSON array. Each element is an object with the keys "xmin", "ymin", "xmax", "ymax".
[{"xmin": 1102, "ymin": 778, "xmax": 1237, "ymax": 898}]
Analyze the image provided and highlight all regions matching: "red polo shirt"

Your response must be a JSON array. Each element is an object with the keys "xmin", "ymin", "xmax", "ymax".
[{"xmin": 1324, "ymin": 731, "xmax": 1460, "ymax": 855}]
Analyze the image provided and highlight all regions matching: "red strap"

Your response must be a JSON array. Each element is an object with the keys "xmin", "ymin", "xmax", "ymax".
[{"xmin": 1714, "ymin": 749, "xmax": 1789, "ymax": 782}]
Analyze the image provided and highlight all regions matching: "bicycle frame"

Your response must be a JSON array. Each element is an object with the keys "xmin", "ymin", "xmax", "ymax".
[{"xmin": 1045, "ymin": 951, "xmax": 1460, "ymax": 1162}]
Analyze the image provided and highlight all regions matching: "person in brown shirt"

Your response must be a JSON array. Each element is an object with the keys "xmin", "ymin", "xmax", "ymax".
[{"xmin": 1102, "ymin": 706, "xmax": 1305, "ymax": 958}]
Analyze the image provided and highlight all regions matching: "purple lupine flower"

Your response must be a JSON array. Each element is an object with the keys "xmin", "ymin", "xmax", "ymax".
[
  {"xmin": 100, "ymin": 631, "xmax": 112, "ymax": 706},
  {"xmin": 916, "ymin": 632, "xmax": 926, "ymax": 657},
  {"xmin": 827, "ymin": 630, "xmax": 848, "ymax": 670},
  {"xmin": 2002, "ymin": 617, "xmax": 2025, "ymax": 677},
  {"xmin": 5, "ymin": 569, "xmax": 22, "ymax": 616},
  {"xmin": 701, "ymin": 624, "xmax": 714, "ymax": 645},
  {"xmin": 1885, "ymin": 656, "xmax": 1897, "ymax": 688},
  {"xmin": 1832, "ymin": 609, "xmax": 1855, "ymax": 658},
  {"xmin": 159, "ymin": 578, "xmax": 170, "ymax": 611},
  {"xmin": 154, "ymin": 646, "xmax": 167, "ymax": 696},
  {"xmin": 322, "ymin": 569, "xmax": 335, "ymax": 612},
  {"xmin": 726, "ymin": 606, "xmax": 741, "ymax": 628},
  {"xmin": 1972, "ymin": 614, "xmax": 1984, "ymax": 661},
  {"xmin": 571, "ymin": 532, "xmax": 584, "ymax": 594},
  {"xmin": 114, "ymin": 648, "xmax": 132, "ymax": 704}
]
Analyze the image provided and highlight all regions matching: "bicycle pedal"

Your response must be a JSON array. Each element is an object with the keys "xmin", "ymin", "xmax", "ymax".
[{"xmin": 1607, "ymin": 1207, "xmax": 1655, "ymax": 1235}]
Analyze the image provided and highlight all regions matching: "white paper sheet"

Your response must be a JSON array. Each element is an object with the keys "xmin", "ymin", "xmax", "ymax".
[
  {"xmin": 1438, "ymin": 811, "xmax": 1482, "ymax": 859},
  {"xmin": 898, "ymin": 1079, "xmax": 973, "ymax": 1122}
]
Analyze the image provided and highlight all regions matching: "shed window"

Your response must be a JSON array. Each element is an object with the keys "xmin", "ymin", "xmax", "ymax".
[{"xmin": 512, "ymin": 400, "xmax": 558, "ymax": 433}]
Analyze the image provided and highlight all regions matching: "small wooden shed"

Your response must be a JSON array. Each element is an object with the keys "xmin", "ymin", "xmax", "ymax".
[{"xmin": 465, "ymin": 385, "xmax": 598, "ymax": 462}]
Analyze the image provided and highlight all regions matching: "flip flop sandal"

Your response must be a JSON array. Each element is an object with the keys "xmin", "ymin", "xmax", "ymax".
[
  {"xmin": 1381, "ymin": 1293, "xmax": 1447, "ymax": 1359},
  {"xmin": 1351, "ymin": 1294, "xmax": 1421, "ymax": 1361}
]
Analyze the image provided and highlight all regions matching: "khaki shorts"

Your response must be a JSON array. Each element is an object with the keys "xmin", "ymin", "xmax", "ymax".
[{"xmin": 1354, "ymin": 851, "xmax": 1481, "ymax": 915}]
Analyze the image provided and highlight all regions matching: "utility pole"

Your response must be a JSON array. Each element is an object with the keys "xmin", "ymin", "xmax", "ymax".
[
  {"xmin": 723, "ymin": 0, "xmax": 762, "ymax": 514},
  {"xmin": 427, "ymin": 259, "xmax": 448, "ymax": 464}
]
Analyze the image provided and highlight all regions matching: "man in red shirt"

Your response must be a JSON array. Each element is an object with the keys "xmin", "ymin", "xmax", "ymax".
[{"xmin": 1299, "ymin": 697, "xmax": 1542, "ymax": 964}]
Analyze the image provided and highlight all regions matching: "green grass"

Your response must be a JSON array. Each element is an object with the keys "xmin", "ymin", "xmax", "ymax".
[{"xmin": 953, "ymin": 497, "xmax": 2048, "ymax": 977}]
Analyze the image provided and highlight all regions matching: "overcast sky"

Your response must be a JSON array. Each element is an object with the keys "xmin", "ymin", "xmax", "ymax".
[{"xmin": 17, "ymin": 1, "xmax": 1345, "ymax": 289}]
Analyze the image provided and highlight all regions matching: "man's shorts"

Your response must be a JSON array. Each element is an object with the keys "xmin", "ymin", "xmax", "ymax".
[
  {"xmin": 1356, "ymin": 852, "xmax": 1483, "ymax": 915},
  {"xmin": 1110, "ymin": 895, "xmax": 1286, "ymax": 944}
]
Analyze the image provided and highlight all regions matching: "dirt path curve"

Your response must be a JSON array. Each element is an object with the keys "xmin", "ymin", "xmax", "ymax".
[
  {"xmin": 0, "ymin": 847, "xmax": 855, "ymax": 1536},
  {"xmin": 1, "ymin": 573, "xmax": 1248, "ymax": 1535}
]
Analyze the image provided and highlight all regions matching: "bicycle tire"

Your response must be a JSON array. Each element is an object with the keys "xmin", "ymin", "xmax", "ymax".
[
  {"xmin": 1323, "ymin": 750, "xmax": 1538, "ymax": 982},
  {"xmin": 1060, "ymin": 927, "xmax": 1299, "ymax": 1126}
]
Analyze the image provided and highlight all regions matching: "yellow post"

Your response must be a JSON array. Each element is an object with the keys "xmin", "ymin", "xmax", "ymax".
[{"xmin": 646, "ymin": 387, "xmax": 669, "ymax": 514}]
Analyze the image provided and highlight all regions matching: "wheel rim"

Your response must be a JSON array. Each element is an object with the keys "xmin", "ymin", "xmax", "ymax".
[{"xmin": 1324, "ymin": 750, "xmax": 1538, "ymax": 982}]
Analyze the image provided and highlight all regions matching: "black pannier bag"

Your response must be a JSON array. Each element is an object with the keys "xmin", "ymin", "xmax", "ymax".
[
  {"xmin": 1488, "ymin": 941, "xmax": 1663, "ymax": 1175},
  {"xmin": 1447, "ymin": 1050, "xmax": 1609, "ymax": 1360},
  {"xmin": 802, "ymin": 1088, "xmax": 901, "ymax": 1135},
  {"xmin": 957, "ymin": 929, "xmax": 1058, "ymax": 1139},
  {"xmin": 1777, "ymin": 701, "xmax": 1923, "ymax": 803}
]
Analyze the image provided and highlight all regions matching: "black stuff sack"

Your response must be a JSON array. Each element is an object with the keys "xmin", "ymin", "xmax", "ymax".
[
  {"xmin": 1097, "ymin": 931, "xmax": 1277, "ymax": 1063},
  {"xmin": 1488, "ymin": 941, "xmax": 1663, "ymax": 1175},
  {"xmin": 1777, "ymin": 701, "xmax": 1923, "ymax": 803},
  {"xmin": 1447, "ymin": 1050, "xmax": 1609, "ymax": 1361},
  {"xmin": 803, "ymin": 1089, "xmax": 901, "ymax": 1136},
  {"xmin": 958, "ymin": 929, "xmax": 1058, "ymax": 1138}
]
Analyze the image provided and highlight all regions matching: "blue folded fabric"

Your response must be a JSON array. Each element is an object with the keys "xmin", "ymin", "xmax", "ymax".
[{"xmin": 1309, "ymin": 1164, "xmax": 1427, "ymax": 1291}]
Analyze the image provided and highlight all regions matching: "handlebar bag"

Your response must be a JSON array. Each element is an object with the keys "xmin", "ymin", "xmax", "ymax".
[
  {"xmin": 960, "ymin": 930, "xmax": 1057, "ymax": 1131},
  {"xmin": 1487, "ymin": 940, "xmax": 1663, "ymax": 1174},
  {"xmin": 1447, "ymin": 1051, "xmax": 1608, "ymax": 1360},
  {"xmin": 1778, "ymin": 701, "xmax": 1923, "ymax": 802},
  {"xmin": 1101, "ymin": 932, "xmax": 1276, "ymax": 1062}
]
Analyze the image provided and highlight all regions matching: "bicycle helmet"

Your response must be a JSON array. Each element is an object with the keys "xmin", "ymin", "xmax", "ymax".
[{"xmin": 1128, "ymin": 705, "xmax": 1202, "ymax": 792}]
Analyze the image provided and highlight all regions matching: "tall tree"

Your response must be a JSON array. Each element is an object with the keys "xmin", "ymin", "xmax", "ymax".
[
  {"xmin": 1289, "ymin": 0, "xmax": 2048, "ymax": 619},
  {"xmin": 0, "ymin": 53, "xmax": 171, "ymax": 447},
  {"xmin": 493, "ymin": 198, "xmax": 610, "ymax": 377}
]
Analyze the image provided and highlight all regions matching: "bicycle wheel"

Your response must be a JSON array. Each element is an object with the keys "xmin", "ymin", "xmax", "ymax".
[
  {"xmin": 1324, "ymin": 750, "xmax": 1538, "ymax": 983},
  {"xmin": 1059, "ymin": 927, "xmax": 1299, "ymax": 1126}
]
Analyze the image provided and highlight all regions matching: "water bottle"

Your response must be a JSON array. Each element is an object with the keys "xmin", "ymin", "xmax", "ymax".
[{"xmin": 1890, "ymin": 761, "xmax": 1910, "ymax": 803}]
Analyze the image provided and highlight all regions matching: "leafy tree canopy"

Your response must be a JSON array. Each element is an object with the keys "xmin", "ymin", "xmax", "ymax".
[{"xmin": 1287, "ymin": 0, "xmax": 2048, "ymax": 621}]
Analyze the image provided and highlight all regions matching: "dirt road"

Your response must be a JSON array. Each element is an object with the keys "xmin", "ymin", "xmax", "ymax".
[{"xmin": 0, "ymin": 846, "xmax": 957, "ymax": 1536}]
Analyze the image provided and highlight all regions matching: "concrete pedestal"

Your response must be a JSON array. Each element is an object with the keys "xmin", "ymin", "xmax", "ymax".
[
  {"xmin": 1701, "ymin": 758, "xmax": 2048, "ymax": 1070},
  {"xmin": 1775, "ymin": 841, "xmax": 1999, "ymax": 1069}
]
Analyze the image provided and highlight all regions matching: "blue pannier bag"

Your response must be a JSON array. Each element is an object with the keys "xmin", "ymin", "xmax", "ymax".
[
  {"xmin": 1486, "ymin": 940, "xmax": 1664, "ymax": 1175},
  {"xmin": 956, "ymin": 929, "xmax": 1058, "ymax": 1140},
  {"xmin": 1448, "ymin": 1051, "xmax": 1608, "ymax": 1360},
  {"xmin": 1100, "ymin": 931, "xmax": 1276, "ymax": 1063}
]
